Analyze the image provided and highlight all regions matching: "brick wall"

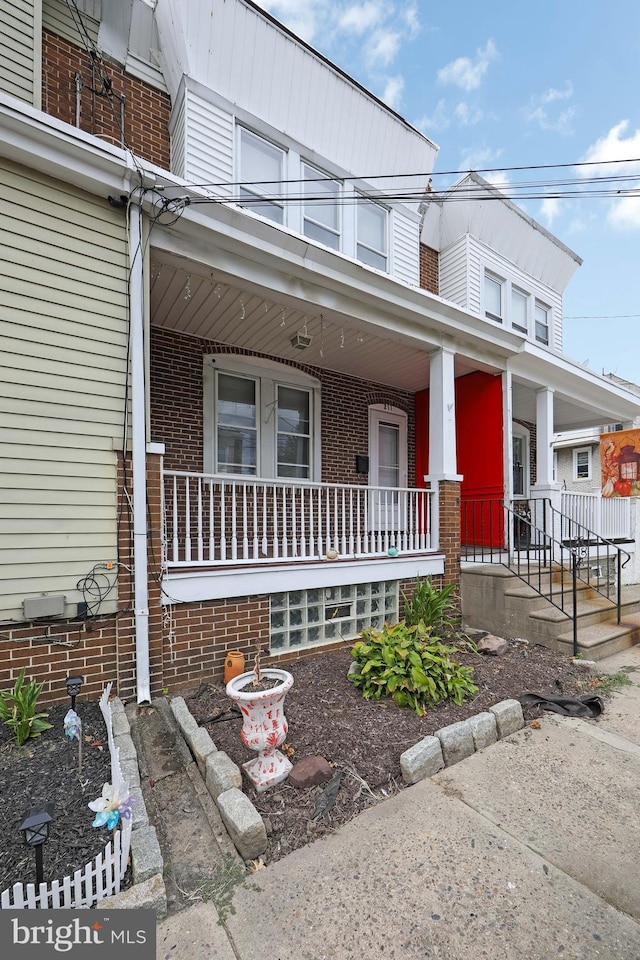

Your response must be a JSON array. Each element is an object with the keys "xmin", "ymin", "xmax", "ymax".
[
  {"xmin": 438, "ymin": 480, "xmax": 461, "ymax": 588},
  {"xmin": 42, "ymin": 31, "xmax": 171, "ymax": 169},
  {"xmin": 419, "ymin": 243, "xmax": 439, "ymax": 295},
  {"xmin": 150, "ymin": 327, "xmax": 416, "ymax": 485}
]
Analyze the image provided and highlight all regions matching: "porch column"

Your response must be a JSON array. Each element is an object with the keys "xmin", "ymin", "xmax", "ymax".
[
  {"xmin": 427, "ymin": 347, "xmax": 463, "ymax": 482},
  {"xmin": 530, "ymin": 387, "xmax": 562, "ymax": 523}
]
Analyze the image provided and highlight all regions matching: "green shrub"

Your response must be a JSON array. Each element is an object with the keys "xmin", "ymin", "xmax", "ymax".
[
  {"xmin": 351, "ymin": 621, "xmax": 478, "ymax": 717},
  {"xmin": 402, "ymin": 576, "xmax": 459, "ymax": 633},
  {"xmin": 0, "ymin": 668, "xmax": 53, "ymax": 746}
]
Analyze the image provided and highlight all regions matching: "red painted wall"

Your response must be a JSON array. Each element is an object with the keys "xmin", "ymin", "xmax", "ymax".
[{"xmin": 415, "ymin": 371, "xmax": 504, "ymax": 546}]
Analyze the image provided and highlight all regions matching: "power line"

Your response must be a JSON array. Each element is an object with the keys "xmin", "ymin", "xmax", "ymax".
[{"xmin": 565, "ymin": 314, "xmax": 640, "ymax": 320}]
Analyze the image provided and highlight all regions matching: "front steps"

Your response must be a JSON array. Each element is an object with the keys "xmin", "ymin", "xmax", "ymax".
[{"xmin": 461, "ymin": 562, "xmax": 640, "ymax": 660}]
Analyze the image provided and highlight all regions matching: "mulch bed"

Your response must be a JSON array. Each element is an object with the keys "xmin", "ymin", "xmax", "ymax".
[
  {"xmin": 0, "ymin": 701, "xmax": 113, "ymax": 894},
  {"xmin": 186, "ymin": 638, "xmax": 595, "ymax": 864}
]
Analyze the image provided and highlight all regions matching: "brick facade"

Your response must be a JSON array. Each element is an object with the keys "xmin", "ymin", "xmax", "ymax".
[
  {"xmin": 42, "ymin": 30, "xmax": 171, "ymax": 170},
  {"xmin": 419, "ymin": 243, "xmax": 439, "ymax": 295}
]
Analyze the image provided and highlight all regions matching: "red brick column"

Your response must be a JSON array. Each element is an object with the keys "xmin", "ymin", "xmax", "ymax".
[
  {"xmin": 438, "ymin": 480, "xmax": 461, "ymax": 589},
  {"xmin": 146, "ymin": 451, "xmax": 165, "ymax": 698}
]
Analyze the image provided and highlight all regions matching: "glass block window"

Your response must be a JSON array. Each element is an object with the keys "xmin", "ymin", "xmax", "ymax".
[{"xmin": 270, "ymin": 581, "xmax": 398, "ymax": 652}]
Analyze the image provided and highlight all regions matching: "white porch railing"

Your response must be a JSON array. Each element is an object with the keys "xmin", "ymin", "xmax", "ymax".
[
  {"xmin": 163, "ymin": 471, "xmax": 434, "ymax": 566},
  {"xmin": 560, "ymin": 491, "xmax": 632, "ymax": 541}
]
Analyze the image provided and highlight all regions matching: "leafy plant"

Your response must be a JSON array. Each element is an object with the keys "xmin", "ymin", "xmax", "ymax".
[
  {"xmin": 0, "ymin": 668, "xmax": 53, "ymax": 746},
  {"xmin": 351, "ymin": 621, "xmax": 478, "ymax": 716},
  {"xmin": 402, "ymin": 576, "xmax": 459, "ymax": 634}
]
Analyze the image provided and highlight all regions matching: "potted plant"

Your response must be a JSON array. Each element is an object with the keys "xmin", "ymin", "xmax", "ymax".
[{"xmin": 225, "ymin": 645, "xmax": 294, "ymax": 793}]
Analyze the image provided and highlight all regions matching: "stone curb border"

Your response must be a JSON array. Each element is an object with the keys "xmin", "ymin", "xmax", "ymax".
[
  {"xmin": 100, "ymin": 698, "xmax": 167, "ymax": 917},
  {"xmin": 400, "ymin": 698, "xmax": 525, "ymax": 784},
  {"xmin": 170, "ymin": 697, "xmax": 268, "ymax": 862}
]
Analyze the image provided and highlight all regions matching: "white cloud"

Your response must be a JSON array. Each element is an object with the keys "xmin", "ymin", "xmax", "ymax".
[
  {"xmin": 524, "ymin": 83, "xmax": 575, "ymax": 136},
  {"xmin": 438, "ymin": 40, "xmax": 498, "ymax": 91},
  {"xmin": 251, "ymin": 0, "xmax": 325, "ymax": 42},
  {"xmin": 454, "ymin": 101, "xmax": 484, "ymax": 126},
  {"xmin": 539, "ymin": 197, "xmax": 563, "ymax": 226},
  {"xmin": 417, "ymin": 99, "xmax": 450, "ymax": 133},
  {"xmin": 483, "ymin": 171, "xmax": 510, "ymax": 192},
  {"xmin": 365, "ymin": 29, "xmax": 401, "ymax": 68},
  {"xmin": 382, "ymin": 75, "xmax": 404, "ymax": 109},
  {"xmin": 339, "ymin": 2, "xmax": 383, "ymax": 34},
  {"xmin": 459, "ymin": 145, "xmax": 504, "ymax": 171},
  {"xmin": 582, "ymin": 121, "xmax": 640, "ymax": 230}
]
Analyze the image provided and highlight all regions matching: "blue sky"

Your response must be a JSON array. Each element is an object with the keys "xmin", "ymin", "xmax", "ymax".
[{"xmin": 253, "ymin": 0, "xmax": 640, "ymax": 386}]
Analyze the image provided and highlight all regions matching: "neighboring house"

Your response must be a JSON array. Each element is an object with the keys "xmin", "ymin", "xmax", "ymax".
[{"xmin": 2, "ymin": 0, "xmax": 640, "ymax": 705}]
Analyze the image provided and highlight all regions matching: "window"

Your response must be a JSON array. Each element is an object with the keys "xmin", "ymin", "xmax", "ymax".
[
  {"xmin": 512, "ymin": 426, "xmax": 530, "ymax": 497},
  {"xmin": 574, "ymin": 448, "xmax": 592, "ymax": 481},
  {"xmin": 356, "ymin": 195, "xmax": 388, "ymax": 270},
  {"xmin": 484, "ymin": 272, "xmax": 503, "ymax": 322},
  {"xmin": 270, "ymin": 581, "xmax": 398, "ymax": 652},
  {"xmin": 535, "ymin": 301, "xmax": 550, "ymax": 345},
  {"xmin": 238, "ymin": 128, "xmax": 285, "ymax": 224},
  {"xmin": 302, "ymin": 162, "xmax": 340, "ymax": 250},
  {"xmin": 511, "ymin": 287, "xmax": 528, "ymax": 334},
  {"xmin": 204, "ymin": 357, "xmax": 320, "ymax": 479}
]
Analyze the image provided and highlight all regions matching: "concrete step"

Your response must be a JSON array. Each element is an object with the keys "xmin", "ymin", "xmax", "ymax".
[{"xmin": 555, "ymin": 613, "xmax": 640, "ymax": 660}]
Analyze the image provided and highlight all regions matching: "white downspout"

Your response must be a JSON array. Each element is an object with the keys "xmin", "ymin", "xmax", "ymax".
[{"xmin": 128, "ymin": 196, "xmax": 151, "ymax": 703}]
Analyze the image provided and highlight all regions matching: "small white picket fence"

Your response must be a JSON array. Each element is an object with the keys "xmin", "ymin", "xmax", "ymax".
[{"xmin": 1, "ymin": 684, "xmax": 133, "ymax": 910}]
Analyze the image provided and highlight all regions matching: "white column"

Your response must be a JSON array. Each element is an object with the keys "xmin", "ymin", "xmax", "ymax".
[
  {"xmin": 426, "ymin": 347, "xmax": 463, "ymax": 483},
  {"xmin": 535, "ymin": 387, "xmax": 555, "ymax": 487}
]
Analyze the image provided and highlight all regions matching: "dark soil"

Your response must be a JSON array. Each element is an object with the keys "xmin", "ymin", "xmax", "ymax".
[
  {"xmin": 0, "ymin": 701, "xmax": 113, "ymax": 893},
  {"xmin": 186, "ymin": 639, "xmax": 596, "ymax": 864}
]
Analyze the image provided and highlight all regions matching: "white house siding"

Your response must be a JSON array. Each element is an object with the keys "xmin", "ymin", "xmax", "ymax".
[
  {"xmin": 42, "ymin": 0, "xmax": 99, "ymax": 46},
  {"xmin": 438, "ymin": 236, "xmax": 470, "ymax": 308},
  {"xmin": 391, "ymin": 210, "xmax": 420, "ymax": 287},
  {"xmin": 181, "ymin": 85, "xmax": 233, "ymax": 194},
  {"xmin": 0, "ymin": 159, "xmax": 129, "ymax": 622},
  {"xmin": 0, "ymin": 0, "xmax": 41, "ymax": 106}
]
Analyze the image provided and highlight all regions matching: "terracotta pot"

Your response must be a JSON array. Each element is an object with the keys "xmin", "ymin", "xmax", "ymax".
[
  {"xmin": 224, "ymin": 650, "xmax": 246, "ymax": 685},
  {"xmin": 226, "ymin": 669, "xmax": 294, "ymax": 792}
]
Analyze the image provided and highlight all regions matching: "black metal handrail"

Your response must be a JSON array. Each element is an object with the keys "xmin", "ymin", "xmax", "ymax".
[{"xmin": 461, "ymin": 497, "xmax": 631, "ymax": 655}]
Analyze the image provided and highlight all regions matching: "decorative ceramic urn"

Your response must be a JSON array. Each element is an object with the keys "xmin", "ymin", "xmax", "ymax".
[{"xmin": 226, "ymin": 669, "xmax": 294, "ymax": 792}]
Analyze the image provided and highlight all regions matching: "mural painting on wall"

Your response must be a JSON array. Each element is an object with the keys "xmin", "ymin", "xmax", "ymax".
[{"xmin": 601, "ymin": 429, "xmax": 640, "ymax": 498}]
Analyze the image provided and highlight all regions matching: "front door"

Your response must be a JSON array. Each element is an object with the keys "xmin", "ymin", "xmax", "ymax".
[{"xmin": 369, "ymin": 406, "xmax": 408, "ymax": 535}]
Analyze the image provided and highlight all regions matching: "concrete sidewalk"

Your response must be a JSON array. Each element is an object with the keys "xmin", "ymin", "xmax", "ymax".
[{"xmin": 157, "ymin": 649, "xmax": 640, "ymax": 960}]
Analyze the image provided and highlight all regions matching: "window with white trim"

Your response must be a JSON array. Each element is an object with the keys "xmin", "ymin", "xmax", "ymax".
[
  {"xmin": 238, "ymin": 127, "xmax": 285, "ymax": 224},
  {"xmin": 302, "ymin": 161, "xmax": 341, "ymax": 250},
  {"xmin": 270, "ymin": 581, "xmax": 398, "ymax": 652},
  {"xmin": 573, "ymin": 447, "xmax": 592, "ymax": 481},
  {"xmin": 204, "ymin": 357, "xmax": 321, "ymax": 479},
  {"xmin": 535, "ymin": 301, "xmax": 550, "ymax": 345},
  {"xmin": 511, "ymin": 287, "xmax": 529, "ymax": 334},
  {"xmin": 484, "ymin": 272, "xmax": 504, "ymax": 323},
  {"xmin": 356, "ymin": 195, "xmax": 388, "ymax": 270}
]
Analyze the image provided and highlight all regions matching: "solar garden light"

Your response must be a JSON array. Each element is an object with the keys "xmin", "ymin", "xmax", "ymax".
[
  {"xmin": 65, "ymin": 675, "xmax": 84, "ymax": 712},
  {"xmin": 19, "ymin": 803, "xmax": 55, "ymax": 886}
]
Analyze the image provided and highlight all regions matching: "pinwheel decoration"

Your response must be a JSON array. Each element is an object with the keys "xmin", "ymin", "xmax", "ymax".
[{"xmin": 88, "ymin": 783, "xmax": 136, "ymax": 830}]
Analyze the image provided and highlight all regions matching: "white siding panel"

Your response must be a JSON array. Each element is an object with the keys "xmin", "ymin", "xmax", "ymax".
[
  {"xmin": 0, "ymin": 0, "xmax": 37, "ymax": 104},
  {"xmin": 439, "ymin": 237, "xmax": 470, "ymax": 308},
  {"xmin": 42, "ymin": 0, "xmax": 99, "ymax": 47},
  {"xmin": 170, "ymin": 84, "xmax": 187, "ymax": 178},
  {"xmin": 0, "ymin": 159, "xmax": 127, "ymax": 621},
  {"xmin": 392, "ymin": 211, "xmax": 420, "ymax": 286},
  {"xmin": 184, "ymin": 90, "xmax": 233, "ymax": 192}
]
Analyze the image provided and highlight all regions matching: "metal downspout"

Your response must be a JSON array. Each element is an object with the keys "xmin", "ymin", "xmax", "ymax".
[{"xmin": 128, "ymin": 197, "xmax": 151, "ymax": 703}]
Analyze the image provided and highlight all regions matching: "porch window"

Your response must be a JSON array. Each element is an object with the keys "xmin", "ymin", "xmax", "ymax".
[
  {"xmin": 238, "ymin": 127, "xmax": 285, "ymax": 224},
  {"xmin": 356, "ymin": 195, "xmax": 388, "ymax": 270},
  {"xmin": 302, "ymin": 162, "xmax": 340, "ymax": 250},
  {"xmin": 484, "ymin": 272, "xmax": 504, "ymax": 323},
  {"xmin": 512, "ymin": 427, "xmax": 529, "ymax": 498},
  {"xmin": 535, "ymin": 301, "xmax": 550, "ymax": 345},
  {"xmin": 270, "ymin": 581, "xmax": 398, "ymax": 652},
  {"xmin": 204, "ymin": 356, "xmax": 320, "ymax": 479},
  {"xmin": 573, "ymin": 447, "xmax": 592, "ymax": 481}
]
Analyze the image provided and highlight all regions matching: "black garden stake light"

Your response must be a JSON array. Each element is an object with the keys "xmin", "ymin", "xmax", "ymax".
[
  {"xmin": 65, "ymin": 675, "xmax": 84, "ymax": 712},
  {"xmin": 19, "ymin": 803, "xmax": 55, "ymax": 886}
]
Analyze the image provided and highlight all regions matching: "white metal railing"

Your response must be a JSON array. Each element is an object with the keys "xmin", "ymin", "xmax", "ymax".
[
  {"xmin": 0, "ymin": 685, "xmax": 132, "ymax": 910},
  {"xmin": 560, "ymin": 491, "xmax": 632, "ymax": 542},
  {"xmin": 163, "ymin": 471, "xmax": 434, "ymax": 566}
]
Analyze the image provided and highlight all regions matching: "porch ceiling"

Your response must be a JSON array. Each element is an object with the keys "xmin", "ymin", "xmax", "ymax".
[
  {"xmin": 512, "ymin": 378, "xmax": 639, "ymax": 432},
  {"xmin": 149, "ymin": 257, "xmax": 491, "ymax": 393}
]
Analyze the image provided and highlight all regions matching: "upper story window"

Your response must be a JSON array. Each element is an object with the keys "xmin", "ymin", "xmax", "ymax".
[
  {"xmin": 356, "ymin": 196, "xmax": 388, "ymax": 271},
  {"xmin": 511, "ymin": 287, "xmax": 529, "ymax": 334},
  {"xmin": 204, "ymin": 356, "xmax": 321, "ymax": 481},
  {"xmin": 535, "ymin": 301, "xmax": 550, "ymax": 345},
  {"xmin": 302, "ymin": 162, "xmax": 341, "ymax": 251},
  {"xmin": 238, "ymin": 128, "xmax": 285, "ymax": 224},
  {"xmin": 484, "ymin": 273, "xmax": 503, "ymax": 323}
]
